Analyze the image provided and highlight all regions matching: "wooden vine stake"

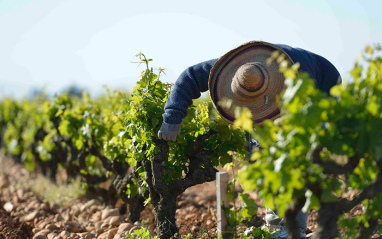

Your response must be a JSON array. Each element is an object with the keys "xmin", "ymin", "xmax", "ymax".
[{"xmin": 216, "ymin": 172, "xmax": 229, "ymax": 238}]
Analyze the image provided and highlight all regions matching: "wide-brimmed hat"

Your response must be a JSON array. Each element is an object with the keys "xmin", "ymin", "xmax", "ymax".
[{"xmin": 208, "ymin": 41, "xmax": 294, "ymax": 125}]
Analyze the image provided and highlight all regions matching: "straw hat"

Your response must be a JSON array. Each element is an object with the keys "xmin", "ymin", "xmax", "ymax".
[{"xmin": 209, "ymin": 41, "xmax": 294, "ymax": 125}]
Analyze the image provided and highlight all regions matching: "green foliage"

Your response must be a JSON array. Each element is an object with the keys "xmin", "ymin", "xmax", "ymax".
[
  {"xmin": 102, "ymin": 54, "xmax": 249, "ymax": 238},
  {"xmin": 241, "ymin": 226, "xmax": 278, "ymax": 239},
  {"xmin": 237, "ymin": 44, "xmax": 382, "ymax": 237},
  {"xmin": 0, "ymin": 53, "xmax": 249, "ymax": 238},
  {"xmin": 106, "ymin": 53, "xmax": 170, "ymax": 168},
  {"xmin": 106, "ymin": 53, "xmax": 247, "ymax": 186},
  {"xmin": 223, "ymin": 191, "xmax": 259, "ymax": 237},
  {"xmin": 125, "ymin": 227, "xmax": 157, "ymax": 239},
  {"xmin": 222, "ymin": 162, "xmax": 259, "ymax": 236},
  {"xmin": 124, "ymin": 226, "xmax": 274, "ymax": 239},
  {"xmin": 238, "ymin": 193, "xmax": 258, "ymax": 218},
  {"xmin": 2, "ymin": 44, "xmax": 382, "ymax": 238},
  {"xmin": 0, "ymin": 88, "xmax": 131, "ymax": 194}
]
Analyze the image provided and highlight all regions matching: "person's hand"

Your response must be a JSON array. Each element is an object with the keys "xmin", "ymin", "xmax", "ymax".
[{"xmin": 157, "ymin": 122, "xmax": 181, "ymax": 141}]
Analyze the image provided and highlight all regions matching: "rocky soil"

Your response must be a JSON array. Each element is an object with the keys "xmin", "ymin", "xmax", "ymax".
[
  {"xmin": 0, "ymin": 199, "xmax": 34, "ymax": 239},
  {"xmin": 0, "ymin": 156, "xmax": 227, "ymax": 239},
  {"xmin": 1, "ymin": 155, "xmax": 382, "ymax": 238}
]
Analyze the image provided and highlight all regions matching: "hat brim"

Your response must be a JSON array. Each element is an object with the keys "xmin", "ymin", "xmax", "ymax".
[{"xmin": 208, "ymin": 41, "xmax": 294, "ymax": 125}]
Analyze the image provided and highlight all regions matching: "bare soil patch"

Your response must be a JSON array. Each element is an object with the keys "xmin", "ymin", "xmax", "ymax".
[
  {"xmin": 0, "ymin": 200, "xmax": 34, "ymax": 239},
  {"xmin": 1, "ymin": 156, "xmax": 382, "ymax": 238}
]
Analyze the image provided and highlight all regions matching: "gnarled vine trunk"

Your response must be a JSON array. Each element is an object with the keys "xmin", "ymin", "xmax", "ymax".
[
  {"xmin": 152, "ymin": 192, "xmax": 179, "ymax": 238},
  {"xmin": 307, "ymin": 147, "xmax": 382, "ymax": 239},
  {"xmin": 311, "ymin": 203, "xmax": 340, "ymax": 239},
  {"xmin": 143, "ymin": 131, "xmax": 218, "ymax": 239}
]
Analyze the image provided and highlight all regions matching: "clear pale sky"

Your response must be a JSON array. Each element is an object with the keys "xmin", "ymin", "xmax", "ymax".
[{"xmin": 1, "ymin": 0, "xmax": 381, "ymax": 98}]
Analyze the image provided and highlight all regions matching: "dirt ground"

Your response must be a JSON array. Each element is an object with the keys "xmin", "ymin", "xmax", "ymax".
[
  {"xmin": 1, "ymin": 156, "xmax": 382, "ymax": 238},
  {"xmin": 0, "ymin": 200, "xmax": 34, "ymax": 239}
]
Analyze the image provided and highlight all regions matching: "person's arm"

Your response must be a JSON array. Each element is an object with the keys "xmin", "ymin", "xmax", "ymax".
[
  {"xmin": 158, "ymin": 58, "xmax": 218, "ymax": 141},
  {"xmin": 313, "ymin": 53, "xmax": 342, "ymax": 93},
  {"xmin": 277, "ymin": 44, "xmax": 341, "ymax": 94}
]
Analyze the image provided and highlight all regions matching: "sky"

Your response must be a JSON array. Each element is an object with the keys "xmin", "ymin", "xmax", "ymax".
[{"xmin": 0, "ymin": 0, "xmax": 381, "ymax": 99}]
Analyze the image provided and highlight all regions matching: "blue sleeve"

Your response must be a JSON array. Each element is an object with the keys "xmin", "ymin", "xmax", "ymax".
[
  {"xmin": 162, "ymin": 58, "xmax": 219, "ymax": 124},
  {"xmin": 313, "ymin": 53, "xmax": 342, "ymax": 93},
  {"xmin": 275, "ymin": 44, "xmax": 341, "ymax": 94}
]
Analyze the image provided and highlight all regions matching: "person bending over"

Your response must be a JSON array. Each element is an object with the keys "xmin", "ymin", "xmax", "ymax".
[{"xmin": 158, "ymin": 41, "xmax": 341, "ymax": 238}]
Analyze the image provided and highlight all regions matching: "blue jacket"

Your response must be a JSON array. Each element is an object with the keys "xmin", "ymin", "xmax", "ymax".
[{"xmin": 163, "ymin": 43, "xmax": 341, "ymax": 124}]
